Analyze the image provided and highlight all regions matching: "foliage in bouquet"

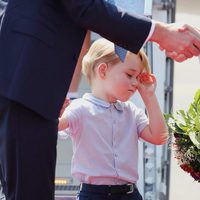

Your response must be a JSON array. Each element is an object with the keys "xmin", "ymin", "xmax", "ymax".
[{"xmin": 165, "ymin": 89, "xmax": 200, "ymax": 182}]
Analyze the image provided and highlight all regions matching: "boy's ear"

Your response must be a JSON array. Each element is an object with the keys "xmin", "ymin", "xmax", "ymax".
[{"xmin": 97, "ymin": 63, "xmax": 108, "ymax": 79}]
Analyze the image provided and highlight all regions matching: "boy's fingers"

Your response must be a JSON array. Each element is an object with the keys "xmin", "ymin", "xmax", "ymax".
[{"xmin": 138, "ymin": 73, "xmax": 155, "ymax": 84}]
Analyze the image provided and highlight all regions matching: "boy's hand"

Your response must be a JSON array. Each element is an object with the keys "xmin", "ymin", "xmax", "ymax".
[
  {"xmin": 137, "ymin": 72, "xmax": 157, "ymax": 97},
  {"xmin": 137, "ymin": 72, "xmax": 154, "ymax": 84},
  {"xmin": 59, "ymin": 98, "xmax": 70, "ymax": 117}
]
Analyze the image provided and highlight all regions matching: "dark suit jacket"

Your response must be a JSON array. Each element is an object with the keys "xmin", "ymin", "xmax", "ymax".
[{"xmin": 0, "ymin": 0, "xmax": 152, "ymax": 120}]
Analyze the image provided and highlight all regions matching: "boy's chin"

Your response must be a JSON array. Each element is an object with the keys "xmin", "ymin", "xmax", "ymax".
[{"xmin": 118, "ymin": 96, "xmax": 131, "ymax": 102}]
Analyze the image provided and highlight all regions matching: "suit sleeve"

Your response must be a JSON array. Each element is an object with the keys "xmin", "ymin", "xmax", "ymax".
[{"xmin": 61, "ymin": 0, "xmax": 152, "ymax": 53}]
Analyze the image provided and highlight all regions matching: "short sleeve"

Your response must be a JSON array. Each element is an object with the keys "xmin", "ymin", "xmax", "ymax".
[
  {"xmin": 59, "ymin": 99, "xmax": 82, "ymax": 138},
  {"xmin": 135, "ymin": 107, "xmax": 149, "ymax": 134}
]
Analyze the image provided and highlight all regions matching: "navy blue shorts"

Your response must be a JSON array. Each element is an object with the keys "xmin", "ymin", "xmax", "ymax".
[{"xmin": 77, "ymin": 183, "xmax": 143, "ymax": 200}]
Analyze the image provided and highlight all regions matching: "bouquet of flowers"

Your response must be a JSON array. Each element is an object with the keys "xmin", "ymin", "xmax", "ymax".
[{"xmin": 165, "ymin": 89, "xmax": 200, "ymax": 182}]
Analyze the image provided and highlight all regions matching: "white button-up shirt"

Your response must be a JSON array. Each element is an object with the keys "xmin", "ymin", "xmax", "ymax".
[{"xmin": 60, "ymin": 93, "xmax": 149, "ymax": 185}]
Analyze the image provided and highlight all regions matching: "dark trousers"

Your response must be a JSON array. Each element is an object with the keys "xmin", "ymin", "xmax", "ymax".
[
  {"xmin": 0, "ymin": 96, "xmax": 58, "ymax": 200},
  {"xmin": 77, "ymin": 184, "xmax": 143, "ymax": 200}
]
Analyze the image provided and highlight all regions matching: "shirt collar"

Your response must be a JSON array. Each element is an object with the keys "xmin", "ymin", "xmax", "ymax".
[{"xmin": 83, "ymin": 93, "xmax": 124, "ymax": 112}]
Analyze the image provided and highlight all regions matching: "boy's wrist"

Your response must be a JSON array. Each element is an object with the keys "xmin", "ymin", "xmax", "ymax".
[{"xmin": 141, "ymin": 93, "xmax": 157, "ymax": 105}]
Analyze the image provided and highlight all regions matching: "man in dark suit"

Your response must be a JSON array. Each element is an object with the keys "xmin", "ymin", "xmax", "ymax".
[{"xmin": 0, "ymin": 1, "xmax": 199, "ymax": 199}]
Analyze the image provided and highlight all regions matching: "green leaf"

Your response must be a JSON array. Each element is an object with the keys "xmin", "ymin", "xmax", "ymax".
[
  {"xmin": 194, "ymin": 89, "xmax": 200, "ymax": 105},
  {"xmin": 194, "ymin": 114, "xmax": 200, "ymax": 131},
  {"xmin": 189, "ymin": 131, "xmax": 200, "ymax": 149},
  {"xmin": 164, "ymin": 113, "xmax": 189, "ymax": 134},
  {"xmin": 164, "ymin": 113, "xmax": 176, "ymax": 131},
  {"xmin": 174, "ymin": 114, "xmax": 188, "ymax": 132},
  {"xmin": 174, "ymin": 123, "xmax": 186, "ymax": 134},
  {"xmin": 177, "ymin": 110, "xmax": 194, "ymax": 128},
  {"xmin": 164, "ymin": 113, "xmax": 173, "ymax": 121},
  {"xmin": 188, "ymin": 103, "xmax": 197, "ymax": 119},
  {"xmin": 177, "ymin": 110, "xmax": 189, "ymax": 123},
  {"xmin": 197, "ymin": 101, "xmax": 200, "ymax": 114}
]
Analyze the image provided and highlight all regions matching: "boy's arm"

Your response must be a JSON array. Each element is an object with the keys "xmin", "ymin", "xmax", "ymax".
[
  {"xmin": 58, "ymin": 117, "xmax": 69, "ymax": 131},
  {"xmin": 137, "ymin": 74, "xmax": 168, "ymax": 145},
  {"xmin": 139, "ymin": 94, "xmax": 168, "ymax": 145},
  {"xmin": 58, "ymin": 98, "xmax": 70, "ymax": 131}
]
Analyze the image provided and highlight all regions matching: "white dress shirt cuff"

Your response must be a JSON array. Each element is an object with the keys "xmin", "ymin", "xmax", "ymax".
[{"xmin": 143, "ymin": 20, "xmax": 156, "ymax": 45}]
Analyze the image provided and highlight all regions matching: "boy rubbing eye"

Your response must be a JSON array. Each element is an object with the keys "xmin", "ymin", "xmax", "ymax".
[{"xmin": 58, "ymin": 38, "xmax": 168, "ymax": 200}]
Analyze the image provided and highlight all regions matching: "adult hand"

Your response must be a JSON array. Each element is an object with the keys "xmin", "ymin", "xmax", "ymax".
[
  {"xmin": 179, "ymin": 24, "xmax": 200, "ymax": 38},
  {"xmin": 165, "ymin": 51, "xmax": 188, "ymax": 62},
  {"xmin": 164, "ymin": 24, "xmax": 200, "ymax": 61},
  {"xmin": 150, "ymin": 22, "xmax": 200, "ymax": 62}
]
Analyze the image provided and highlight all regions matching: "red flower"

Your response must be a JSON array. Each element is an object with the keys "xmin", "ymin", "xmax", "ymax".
[
  {"xmin": 180, "ymin": 163, "xmax": 193, "ymax": 173},
  {"xmin": 191, "ymin": 171, "xmax": 200, "ymax": 182}
]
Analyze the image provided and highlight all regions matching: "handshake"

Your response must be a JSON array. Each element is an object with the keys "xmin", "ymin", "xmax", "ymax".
[{"xmin": 150, "ymin": 23, "xmax": 200, "ymax": 62}]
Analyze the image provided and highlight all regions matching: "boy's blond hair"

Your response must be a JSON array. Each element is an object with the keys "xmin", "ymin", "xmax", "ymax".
[{"xmin": 82, "ymin": 38, "xmax": 150, "ymax": 85}]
